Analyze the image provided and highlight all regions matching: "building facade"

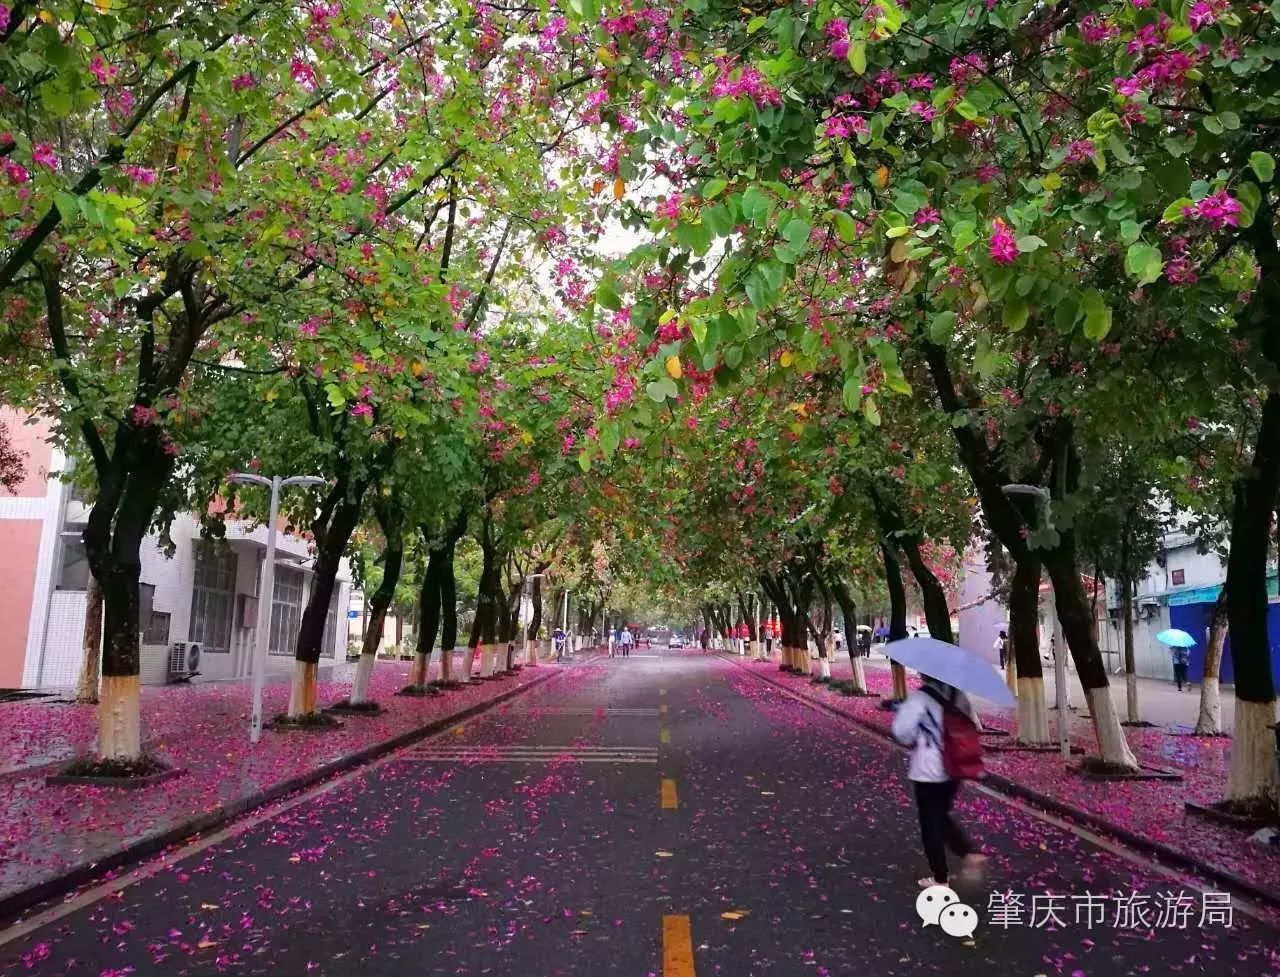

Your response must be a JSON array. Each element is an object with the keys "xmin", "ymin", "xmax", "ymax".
[{"xmin": 0, "ymin": 412, "xmax": 352, "ymax": 690}]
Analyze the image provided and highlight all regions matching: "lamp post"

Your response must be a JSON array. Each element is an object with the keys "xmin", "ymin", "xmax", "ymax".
[
  {"xmin": 562, "ymin": 589, "xmax": 571, "ymax": 657},
  {"xmin": 1001, "ymin": 483, "xmax": 1070, "ymax": 760},
  {"xmin": 521, "ymin": 572, "xmax": 545, "ymax": 667},
  {"xmin": 229, "ymin": 472, "xmax": 326, "ymax": 744}
]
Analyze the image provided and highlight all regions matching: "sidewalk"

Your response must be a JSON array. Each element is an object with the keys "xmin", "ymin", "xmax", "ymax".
[
  {"xmin": 727, "ymin": 652, "xmax": 1280, "ymax": 906},
  {"xmin": 0, "ymin": 656, "xmax": 568, "ymax": 920}
]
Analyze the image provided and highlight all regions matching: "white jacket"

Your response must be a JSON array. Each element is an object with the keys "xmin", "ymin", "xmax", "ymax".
[{"xmin": 891, "ymin": 688, "xmax": 980, "ymax": 783}]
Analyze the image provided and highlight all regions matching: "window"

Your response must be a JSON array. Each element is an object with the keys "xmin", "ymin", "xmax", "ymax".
[
  {"xmin": 55, "ymin": 531, "xmax": 91, "ymax": 590},
  {"xmin": 269, "ymin": 567, "xmax": 305, "ymax": 656},
  {"xmin": 190, "ymin": 545, "xmax": 236, "ymax": 654},
  {"xmin": 139, "ymin": 583, "xmax": 171, "ymax": 645},
  {"xmin": 1171, "ymin": 568, "xmax": 1186, "ymax": 586}
]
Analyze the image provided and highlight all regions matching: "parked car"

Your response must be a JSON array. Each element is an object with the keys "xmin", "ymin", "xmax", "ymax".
[{"xmin": 669, "ymin": 635, "xmax": 685, "ymax": 649}]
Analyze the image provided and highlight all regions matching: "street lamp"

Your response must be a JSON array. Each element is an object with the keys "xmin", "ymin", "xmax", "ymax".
[
  {"xmin": 229, "ymin": 472, "xmax": 327, "ymax": 744},
  {"xmin": 1001, "ymin": 483, "xmax": 1070, "ymax": 760},
  {"xmin": 520, "ymin": 572, "xmax": 546, "ymax": 667},
  {"xmin": 562, "ymin": 589, "xmax": 572, "ymax": 658}
]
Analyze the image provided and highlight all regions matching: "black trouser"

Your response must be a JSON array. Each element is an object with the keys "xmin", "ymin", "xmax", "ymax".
[
  {"xmin": 913, "ymin": 780, "xmax": 971, "ymax": 882},
  {"xmin": 1174, "ymin": 662, "xmax": 1188, "ymax": 690}
]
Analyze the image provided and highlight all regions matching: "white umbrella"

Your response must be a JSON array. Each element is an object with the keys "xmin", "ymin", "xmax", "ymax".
[{"xmin": 885, "ymin": 637, "xmax": 1016, "ymax": 706}]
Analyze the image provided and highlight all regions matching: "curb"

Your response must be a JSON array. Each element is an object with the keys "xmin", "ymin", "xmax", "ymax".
[
  {"xmin": 720, "ymin": 655, "xmax": 1280, "ymax": 912},
  {"xmin": 0, "ymin": 666, "xmax": 560, "ymax": 924}
]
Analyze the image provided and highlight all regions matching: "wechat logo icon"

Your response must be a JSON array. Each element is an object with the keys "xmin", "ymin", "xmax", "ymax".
[{"xmin": 916, "ymin": 884, "xmax": 979, "ymax": 938}]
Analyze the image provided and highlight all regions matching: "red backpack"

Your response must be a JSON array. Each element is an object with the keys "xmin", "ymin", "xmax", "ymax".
[{"xmin": 923, "ymin": 686, "xmax": 984, "ymax": 780}]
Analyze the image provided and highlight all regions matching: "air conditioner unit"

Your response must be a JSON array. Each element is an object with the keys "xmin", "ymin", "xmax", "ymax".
[{"xmin": 167, "ymin": 641, "xmax": 202, "ymax": 683}]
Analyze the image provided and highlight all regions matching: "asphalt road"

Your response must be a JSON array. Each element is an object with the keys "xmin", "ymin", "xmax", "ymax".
[{"xmin": 2, "ymin": 650, "xmax": 1277, "ymax": 976}]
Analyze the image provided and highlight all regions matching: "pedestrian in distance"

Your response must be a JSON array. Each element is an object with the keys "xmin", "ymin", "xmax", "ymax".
[
  {"xmin": 891, "ymin": 675, "xmax": 988, "ymax": 889},
  {"xmin": 1172, "ymin": 643, "xmax": 1190, "ymax": 690},
  {"xmin": 553, "ymin": 626, "xmax": 566, "ymax": 662},
  {"xmin": 994, "ymin": 630, "xmax": 1007, "ymax": 670},
  {"xmin": 620, "ymin": 626, "xmax": 633, "ymax": 657}
]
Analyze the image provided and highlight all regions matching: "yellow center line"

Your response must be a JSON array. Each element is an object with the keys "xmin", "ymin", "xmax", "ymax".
[
  {"xmin": 659, "ymin": 727, "xmax": 671, "ymax": 744},
  {"xmin": 661, "ymin": 777, "xmax": 678, "ymax": 809},
  {"xmin": 663, "ymin": 914, "xmax": 695, "ymax": 977}
]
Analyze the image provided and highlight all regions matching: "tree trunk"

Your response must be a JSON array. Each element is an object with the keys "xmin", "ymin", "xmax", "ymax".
[
  {"xmin": 1194, "ymin": 587, "xmax": 1229, "ymax": 736},
  {"xmin": 1121, "ymin": 573, "xmax": 1139, "ymax": 724},
  {"xmin": 289, "ymin": 498, "xmax": 361, "ymax": 718},
  {"xmin": 1010, "ymin": 556, "xmax": 1048, "ymax": 744},
  {"xmin": 831, "ymin": 577, "xmax": 868, "ymax": 693},
  {"xmin": 75, "ymin": 577, "xmax": 104, "ymax": 704},
  {"xmin": 85, "ymin": 444, "xmax": 171, "ymax": 760},
  {"xmin": 440, "ymin": 536, "xmax": 459, "ymax": 680},
  {"xmin": 1225, "ymin": 391, "xmax": 1280, "ymax": 800},
  {"xmin": 1043, "ymin": 544, "xmax": 1137, "ymax": 768},
  {"xmin": 412, "ymin": 542, "xmax": 443, "ymax": 688},
  {"xmin": 351, "ymin": 510, "xmax": 403, "ymax": 706},
  {"xmin": 901, "ymin": 536, "xmax": 953, "ymax": 642},
  {"xmin": 882, "ymin": 543, "xmax": 909, "ymax": 700}
]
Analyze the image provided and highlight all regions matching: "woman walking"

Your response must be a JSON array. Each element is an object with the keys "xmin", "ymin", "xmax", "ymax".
[{"xmin": 891, "ymin": 676, "xmax": 988, "ymax": 888}]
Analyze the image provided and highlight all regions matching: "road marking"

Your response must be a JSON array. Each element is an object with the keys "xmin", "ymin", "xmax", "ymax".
[
  {"xmin": 661, "ymin": 777, "xmax": 678, "ymax": 809},
  {"xmin": 659, "ymin": 727, "xmax": 671, "ymax": 744},
  {"xmin": 507, "ymin": 706, "xmax": 661, "ymax": 716},
  {"xmin": 403, "ymin": 745, "xmax": 659, "ymax": 765},
  {"xmin": 662, "ymin": 914, "xmax": 695, "ymax": 976},
  {"xmin": 659, "ymin": 704, "xmax": 668, "ymax": 715}
]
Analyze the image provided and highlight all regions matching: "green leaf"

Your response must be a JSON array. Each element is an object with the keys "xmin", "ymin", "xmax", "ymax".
[
  {"xmin": 703, "ymin": 178, "xmax": 728, "ymax": 199},
  {"xmin": 740, "ymin": 187, "xmax": 771, "ymax": 227},
  {"xmin": 54, "ymin": 191, "xmax": 80, "ymax": 221},
  {"xmin": 842, "ymin": 376, "xmax": 861, "ymax": 412},
  {"xmin": 1237, "ymin": 181, "xmax": 1261, "ymax": 228},
  {"xmin": 929, "ymin": 311, "xmax": 956, "ymax": 343},
  {"xmin": 848, "ymin": 40, "xmax": 867, "ymax": 75},
  {"xmin": 746, "ymin": 15, "xmax": 767, "ymax": 33},
  {"xmin": 974, "ymin": 333, "xmax": 998, "ymax": 377},
  {"xmin": 1002, "ymin": 299, "xmax": 1029, "ymax": 332},
  {"xmin": 886, "ymin": 225, "xmax": 911, "ymax": 239},
  {"xmin": 578, "ymin": 449, "xmax": 592, "ymax": 473},
  {"xmin": 1081, "ymin": 289, "xmax": 1112, "ymax": 341},
  {"xmin": 831, "ymin": 210, "xmax": 858, "ymax": 243},
  {"xmin": 1015, "ymin": 235, "xmax": 1046, "ymax": 253},
  {"xmin": 1203, "ymin": 115, "xmax": 1224, "ymax": 135},
  {"xmin": 950, "ymin": 220, "xmax": 977, "ymax": 251},
  {"xmin": 703, "ymin": 202, "xmax": 735, "ymax": 237},
  {"xmin": 1124, "ymin": 243, "xmax": 1164, "ymax": 285},
  {"xmin": 596, "ymin": 279, "xmax": 622, "ymax": 311},
  {"xmin": 954, "ymin": 101, "xmax": 980, "ymax": 121},
  {"xmin": 863, "ymin": 395, "xmax": 881, "ymax": 426},
  {"xmin": 782, "ymin": 218, "xmax": 812, "ymax": 246},
  {"xmin": 1250, "ymin": 152, "xmax": 1276, "ymax": 183},
  {"xmin": 645, "ymin": 380, "xmax": 669, "ymax": 402},
  {"xmin": 599, "ymin": 423, "xmax": 620, "ymax": 458},
  {"xmin": 1162, "ymin": 197, "xmax": 1194, "ymax": 222},
  {"xmin": 1119, "ymin": 220, "xmax": 1142, "ymax": 245}
]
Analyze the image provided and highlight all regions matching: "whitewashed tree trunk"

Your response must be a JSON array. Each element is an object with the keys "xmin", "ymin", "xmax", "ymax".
[
  {"xmin": 1194, "ymin": 604, "xmax": 1228, "ymax": 735},
  {"xmin": 97, "ymin": 674, "xmax": 142, "ymax": 760},
  {"xmin": 408, "ymin": 652, "xmax": 429, "ymax": 688},
  {"xmin": 287, "ymin": 660, "xmax": 318, "ymax": 718},
  {"xmin": 1226, "ymin": 699, "xmax": 1279, "ymax": 801},
  {"xmin": 850, "ymin": 655, "xmax": 867, "ymax": 693},
  {"xmin": 1086, "ymin": 687, "xmax": 1139, "ymax": 768},
  {"xmin": 75, "ymin": 578, "xmax": 104, "ymax": 704},
  {"xmin": 350, "ymin": 653, "xmax": 377, "ymax": 704},
  {"xmin": 1125, "ymin": 673, "xmax": 1140, "ymax": 725},
  {"xmin": 1194, "ymin": 678, "xmax": 1221, "ymax": 737},
  {"xmin": 1015, "ymin": 676, "xmax": 1049, "ymax": 745}
]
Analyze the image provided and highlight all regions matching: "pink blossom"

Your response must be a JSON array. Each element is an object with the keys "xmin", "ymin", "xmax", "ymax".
[
  {"xmin": 913, "ymin": 207, "xmax": 940, "ymax": 226},
  {"xmin": 1190, "ymin": 190, "xmax": 1241, "ymax": 231},
  {"xmin": 290, "ymin": 57, "xmax": 318, "ymax": 92},
  {"xmin": 830, "ymin": 37, "xmax": 850, "ymax": 59},
  {"xmin": 988, "ymin": 219, "xmax": 1018, "ymax": 265},
  {"xmin": 1064, "ymin": 139, "xmax": 1095, "ymax": 164},
  {"xmin": 31, "ymin": 143, "xmax": 57, "ymax": 169},
  {"xmin": 0, "ymin": 6, "xmax": 8, "ymax": 33},
  {"xmin": 1188, "ymin": 1, "xmax": 1216, "ymax": 29},
  {"xmin": 122, "ymin": 165, "xmax": 156, "ymax": 186},
  {"xmin": 3, "ymin": 160, "xmax": 28, "ymax": 184},
  {"xmin": 350, "ymin": 402, "xmax": 373, "ymax": 418},
  {"xmin": 1164, "ymin": 257, "xmax": 1197, "ymax": 284},
  {"xmin": 231, "ymin": 73, "xmax": 256, "ymax": 92}
]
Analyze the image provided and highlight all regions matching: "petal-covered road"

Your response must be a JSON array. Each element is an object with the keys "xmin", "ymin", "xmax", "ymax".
[{"xmin": 3, "ymin": 651, "xmax": 1277, "ymax": 976}]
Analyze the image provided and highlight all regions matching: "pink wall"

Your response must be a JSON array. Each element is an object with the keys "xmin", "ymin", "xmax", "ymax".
[
  {"xmin": 0, "ymin": 520, "xmax": 41, "ymax": 687},
  {"xmin": 1, "ymin": 410, "xmax": 53, "ymax": 499}
]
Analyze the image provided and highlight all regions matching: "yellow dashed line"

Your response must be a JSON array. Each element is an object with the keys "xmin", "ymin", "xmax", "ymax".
[
  {"xmin": 661, "ymin": 778, "xmax": 678, "ymax": 809},
  {"xmin": 662, "ymin": 914, "xmax": 695, "ymax": 976},
  {"xmin": 659, "ymin": 727, "xmax": 671, "ymax": 745}
]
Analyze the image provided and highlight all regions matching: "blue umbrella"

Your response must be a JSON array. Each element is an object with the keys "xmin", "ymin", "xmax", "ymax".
[
  {"xmin": 1156, "ymin": 628, "xmax": 1196, "ymax": 648},
  {"xmin": 885, "ymin": 637, "xmax": 1016, "ymax": 706}
]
